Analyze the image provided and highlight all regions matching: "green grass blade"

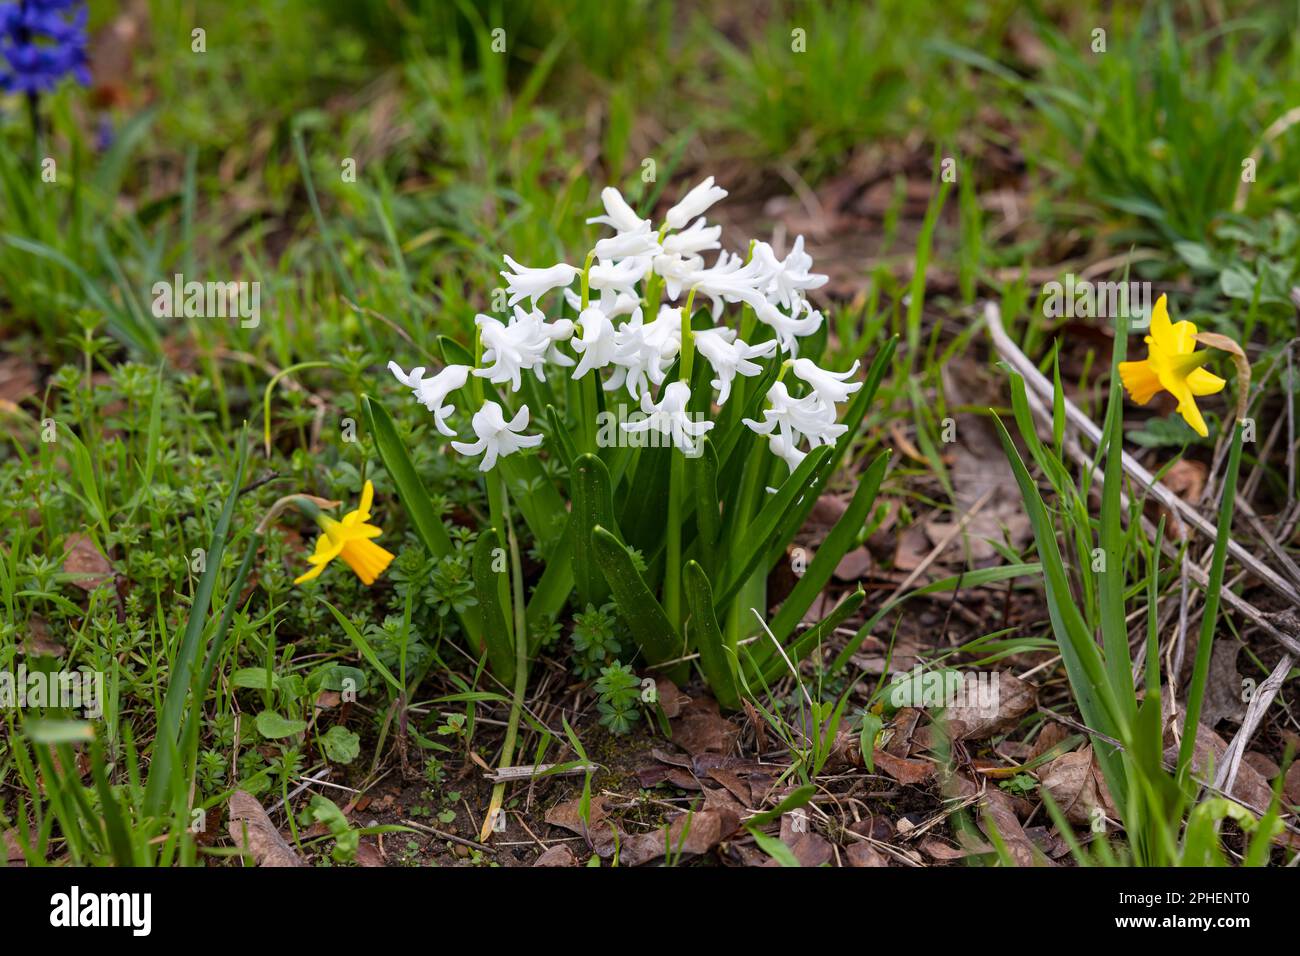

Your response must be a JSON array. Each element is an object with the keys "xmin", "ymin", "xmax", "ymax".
[
  {"xmin": 770, "ymin": 450, "xmax": 888, "ymax": 641},
  {"xmin": 144, "ymin": 434, "xmax": 247, "ymax": 817}
]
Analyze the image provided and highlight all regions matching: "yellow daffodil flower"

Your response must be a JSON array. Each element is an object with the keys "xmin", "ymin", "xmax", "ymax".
[
  {"xmin": 294, "ymin": 480, "xmax": 394, "ymax": 586},
  {"xmin": 1117, "ymin": 294, "xmax": 1226, "ymax": 437}
]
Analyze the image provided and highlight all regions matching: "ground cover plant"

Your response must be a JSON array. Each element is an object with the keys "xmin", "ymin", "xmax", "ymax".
[{"xmin": 1, "ymin": 0, "xmax": 1298, "ymax": 879}]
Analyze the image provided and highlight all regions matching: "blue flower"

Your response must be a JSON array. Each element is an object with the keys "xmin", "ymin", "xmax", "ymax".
[{"xmin": 0, "ymin": 0, "xmax": 90, "ymax": 96}]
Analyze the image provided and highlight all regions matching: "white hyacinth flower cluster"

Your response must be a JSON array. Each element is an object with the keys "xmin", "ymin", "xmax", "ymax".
[{"xmin": 389, "ymin": 177, "xmax": 860, "ymax": 473}]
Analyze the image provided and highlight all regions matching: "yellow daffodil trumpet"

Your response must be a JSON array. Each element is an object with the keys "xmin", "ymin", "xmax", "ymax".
[
  {"xmin": 1117, "ymin": 294, "xmax": 1228, "ymax": 438},
  {"xmin": 291, "ymin": 480, "xmax": 395, "ymax": 586}
]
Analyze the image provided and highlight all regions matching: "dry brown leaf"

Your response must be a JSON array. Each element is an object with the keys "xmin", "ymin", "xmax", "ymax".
[
  {"xmin": 925, "ymin": 671, "xmax": 1037, "ymax": 744},
  {"xmin": 227, "ymin": 790, "xmax": 305, "ymax": 867},
  {"xmin": 654, "ymin": 677, "xmax": 689, "ymax": 718},
  {"xmin": 833, "ymin": 546, "xmax": 872, "ymax": 581},
  {"xmin": 873, "ymin": 749, "xmax": 934, "ymax": 786},
  {"xmin": 807, "ymin": 493, "xmax": 849, "ymax": 530},
  {"xmin": 4, "ymin": 827, "xmax": 30, "ymax": 865},
  {"xmin": 355, "ymin": 840, "xmax": 385, "ymax": 867},
  {"xmin": 1039, "ymin": 745, "xmax": 1117, "ymax": 826},
  {"xmin": 1200, "ymin": 641, "xmax": 1247, "ymax": 729},
  {"xmin": 1164, "ymin": 724, "xmax": 1273, "ymax": 810},
  {"xmin": 706, "ymin": 768, "xmax": 752, "ymax": 807},
  {"xmin": 669, "ymin": 696, "xmax": 739, "ymax": 756},
  {"xmin": 742, "ymin": 698, "xmax": 768, "ymax": 752},
  {"xmin": 921, "ymin": 837, "xmax": 987, "ymax": 861},
  {"xmin": 1028, "ymin": 722, "xmax": 1071, "ymax": 763},
  {"xmin": 776, "ymin": 814, "xmax": 834, "ymax": 867},
  {"xmin": 533, "ymin": 844, "xmax": 579, "ymax": 867},
  {"xmin": 951, "ymin": 774, "xmax": 1039, "ymax": 867},
  {"xmin": 22, "ymin": 615, "xmax": 64, "ymax": 658},
  {"xmin": 544, "ymin": 795, "xmax": 609, "ymax": 839},
  {"xmin": 617, "ymin": 807, "xmax": 740, "ymax": 866},
  {"xmin": 1243, "ymin": 752, "xmax": 1280, "ymax": 782},
  {"xmin": 1284, "ymin": 762, "xmax": 1300, "ymax": 806},
  {"xmin": 62, "ymin": 533, "xmax": 113, "ymax": 591},
  {"xmin": 885, "ymin": 707, "xmax": 923, "ymax": 756},
  {"xmin": 892, "ymin": 525, "xmax": 931, "ymax": 572},
  {"xmin": 845, "ymin": 842, "xmax": 889, "ymax": 867},
  {"xmin": 313, "ymin": 690, "xmax": 341, "ymax": 712},
  {"xmin": 0, "ymin": 355, "xmax": 37, "ymax": 406},
  {"xmin": 1160, "ymin": 459, "xmax": 1206, "ymax": 505}
]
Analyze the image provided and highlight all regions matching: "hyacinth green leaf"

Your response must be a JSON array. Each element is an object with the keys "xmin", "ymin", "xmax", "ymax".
[
  {"xmin": 689, "ymin": 437, "xmax": 721, "ymax": 568},
  {"xmin": 571, "ymin": 453, "xmax": 620, "ymax": 608},
  {"xmin": 525, "ymin": 515, "xmax": 574, "ymax": 651},
  {"xmin": 591, "ymin": 525, "xmax": 684, "ymax": 680},
  {"xmin": 684, "ymin": 561, "xmax": 739, "ymax": 710},
  {"xmin": 363, "ymin": 395, "xmax": 479, "ymax": 646},
  {"xmin": 473, "ymin": 529, "xmax": 516, "ymax": 685}
]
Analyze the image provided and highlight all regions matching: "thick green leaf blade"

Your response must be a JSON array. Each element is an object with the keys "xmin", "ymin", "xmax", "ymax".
[
  {"xmin": 363, "ymin": 395, "xmax": 480, "ymax": 643},
  {"xmin": 591, "ymin": 525, "xmax": 684, "ymax": 678},
  {"xmin": 620, "ymin": 445, "xmax": 673, "ymax": 556},
  {"xmin": 473, "ymin": 529, "xmax": 516, "ymax": 684},
  {"xmin": 689, "ymin": 438, "xmax": 721, "ymax": 574},
  {"xmin": 1098, "ymin": 316, "xmax": 1136, "ymax": 724},
  {"xmin": 571, "ymin": 454, "xmax": 619, "ymax": 608},
  {"xmin": 684, "ymin": 561, "xmax": 739, "ymax": 710}
]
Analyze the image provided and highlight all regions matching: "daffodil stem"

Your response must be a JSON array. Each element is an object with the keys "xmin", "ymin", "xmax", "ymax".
[{"xmin": 482, "ymin": 471, "xmax": 529, "ymax": 841}]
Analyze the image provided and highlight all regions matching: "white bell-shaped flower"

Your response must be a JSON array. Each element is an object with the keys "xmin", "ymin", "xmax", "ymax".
[
  {"xmin": 500, "ymin": 255, "xmax": 579, "ymax": 309},
  {"xmin": 743, "ymin": 381, "xmax": 845, "ymax": 449},
  {"xmin": 451, "ymin": 401, "xmax": 542, "ymax": 472},
  {"xmin": 789, "ymin": 357, "xmax": 862, "ymax": 405},
  {"xmin": 589, "ymin": 257, "xmax": 651, "ymax": 301},
  {"xmin": 662, "ymin": 217, "xmax": 722, "ymax": 258},
  {"xmin": 606, "ymin": 306, "xmax": 682, "ymax": 399},
  {"xmin": 693, "ymin": 327, "xmax": 777, "ymax": 405},
  {"xmin": 651, "ymin": 251, "xmax": 706, "ymax": 302},
  {"xmin": 620, "ymin": 381, "xmax": 715, "ymax": 456},
  {"xmin": 665, "ymin": 176, "xmax": 728, "ymax": 230},
  {"xmin": 586, "ymin": 186, "xmax": 650, "ymax": 234},
  {"xmin": 753, "ymin": 299, "xmax": 823, "ymax": 355},
  {"xmin": 669, "ymin": 250, "xmax": 772, "ymax": 321},
  {"xmin": 753, "ymin": 236, "xmax": 828, "ymax": 313},
  {"xmin": 387, "ymin": 362, "xmax": 470, "ymax": 437},
  {"xmin": 768, "ymin": 432, "xmax": 808, "ymax": 473},
  {"xmin": 563, "ymin": 288, "xmax": 640, "ymax": 319},
  {"xmin": 571, "ymin": 305, "xmax": 618, "ymax": 380},
  {"xmin": 594, "ymin": 228, "xmax": 661, "ymax": 262},
  {"xmin": 474, "ymin": 307, "xmax": 571, "ymax": 391}
]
